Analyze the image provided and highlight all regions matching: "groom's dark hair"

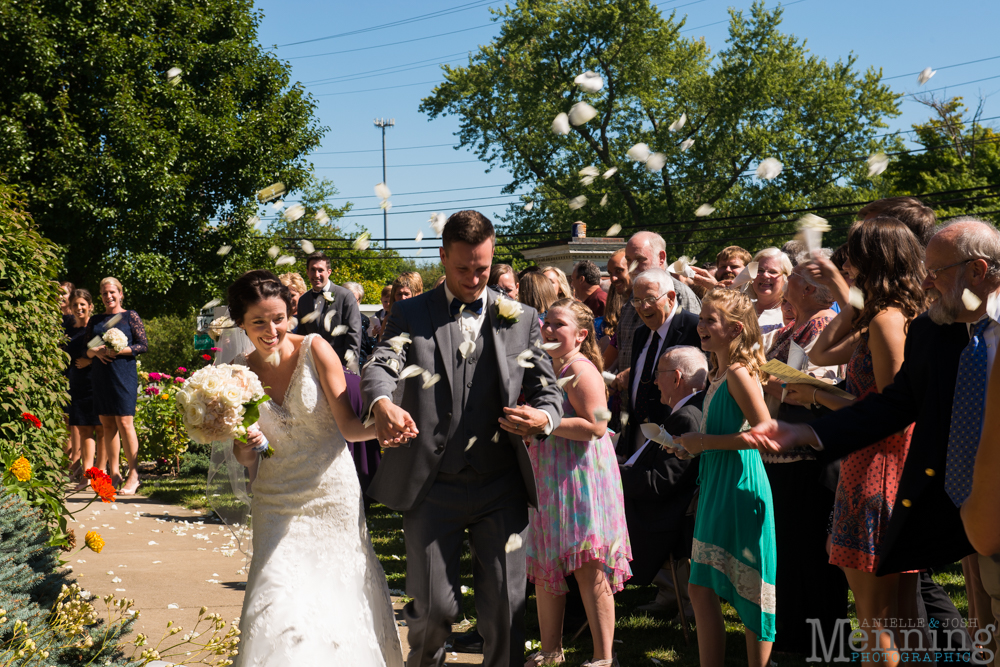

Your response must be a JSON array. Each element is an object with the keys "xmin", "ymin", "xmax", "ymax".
[{"xmin": 442, "ymin": 210, "xmax": 495, "ymax": 250}]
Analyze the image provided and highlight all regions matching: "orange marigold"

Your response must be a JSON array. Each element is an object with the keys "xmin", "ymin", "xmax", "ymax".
[
  {"xmin": 9, "ymin": 456, "xmax": 31, "ymax": 482},
  {"xmin": 84, "ymin": 531, "xmax": 104, "ymax": 553}
]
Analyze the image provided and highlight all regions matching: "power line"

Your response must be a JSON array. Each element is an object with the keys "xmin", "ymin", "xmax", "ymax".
[
  {"xmin": 313, "ymin": 159, "xmax": 483, "ymax": 169},
  {"xmin": 275, "ymin": 0, "xmax": 494, "ymax": 48},
  {"xmin": 302, "ymin": 52, "xmax": 470, "ymax": 87},
  {"xmin": 314, "ymin": 79, "xmax": 441, "ymax": 97},
  {"xmin": 309, "ymin": 143, "xmax": 456, "ymax": 156},
  {"xmin": 285, "ymin": 24, "xmax": 495, "ymax": 60},
  {"xmin": 909, "ymin": 74, "xmax": 1000, "ymax": 96},
  {"xmin": 882, "ymin": 55, "xmax": 1000, "ymax": 81}
]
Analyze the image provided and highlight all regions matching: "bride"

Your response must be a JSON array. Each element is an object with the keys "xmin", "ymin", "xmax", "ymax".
[{"xmin": 227, "ymin": 269, "xmax": 405, "ymax": 667}]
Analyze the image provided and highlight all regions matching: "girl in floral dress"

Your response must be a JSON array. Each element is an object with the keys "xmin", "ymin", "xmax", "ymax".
[
  {"xmin": 525, "ymin": 299, "xmax": 631, "ymax": 667},
  {"xmin": 675, "ymin": 288, "xmax": 776, "ymax": 667}
]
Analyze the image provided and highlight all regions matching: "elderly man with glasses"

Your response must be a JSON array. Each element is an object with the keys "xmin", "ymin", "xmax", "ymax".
[{"xmin": 617, "ymin": 268, "xmax": 701, "ymax": 458}]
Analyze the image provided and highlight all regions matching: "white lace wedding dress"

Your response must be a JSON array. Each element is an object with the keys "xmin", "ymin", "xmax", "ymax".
[{"xmin": 234, "ymin": 334, "xmax": 403, "ymax": 667}]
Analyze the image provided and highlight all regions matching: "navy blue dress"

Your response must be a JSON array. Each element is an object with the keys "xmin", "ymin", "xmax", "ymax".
[
  {"xmin": 86, "ymin": 311, "xmax": 148, "ymax": 417},
  {"xmin": 66, "ymin": 324, "xmax": 101, "ymax": 426}
]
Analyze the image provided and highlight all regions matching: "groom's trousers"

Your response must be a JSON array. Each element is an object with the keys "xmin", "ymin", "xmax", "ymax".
[{"xmin": 402, "ymin": 465, "xmax": 529, "ymax": 667}]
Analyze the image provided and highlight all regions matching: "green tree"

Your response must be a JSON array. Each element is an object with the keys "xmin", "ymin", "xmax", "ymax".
[
  {"xmin": 887, "ymin": 97, "xmax": 1000, "ymax": 220},
  {"xmin": 0, "ymin": 0, "xmax": 325, "ymax": 316},
  {"xmin": 420, "ymin": 0, "xmax": 900, "ymax": 258}
]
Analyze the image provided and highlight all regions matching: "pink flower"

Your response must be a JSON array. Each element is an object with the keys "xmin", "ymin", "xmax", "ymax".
[
  {"xmin": 174, "ymin": 377, "xmax": 185, "ymax": 384},
  {"xmin": 144, "ymin": 386, "xmax": 160, "ymax": 396},
  {"xmin": 177, "ymin": 367, "xmax": 187, "ymax": 373},
  {"xmin": 211, "ymin": 347, "xmax": 219, "ymax": 352},
  {"xmin": 160, "ymin": 375, "xmax": 173, "ymax": 382},
  {"xmin": 148, "ymin": 372, "xmax": 162, "ymax": 382}
]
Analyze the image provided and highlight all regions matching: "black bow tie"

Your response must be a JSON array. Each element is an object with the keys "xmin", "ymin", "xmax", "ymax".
[{"xmin": 450, "ymin": 297, "xmax": 484, "ymax": 318}]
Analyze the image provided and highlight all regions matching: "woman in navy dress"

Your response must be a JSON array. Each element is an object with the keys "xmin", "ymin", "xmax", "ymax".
[
  {"xmin": 85, "ymin": 277, "xmax": 147, "ymax": 493},
  {"xmin": 66, "ymin": 289, "xmax": 102, "ymax": 489}
]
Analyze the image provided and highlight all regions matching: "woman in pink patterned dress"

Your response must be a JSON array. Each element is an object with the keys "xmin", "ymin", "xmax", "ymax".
[
  {"xmin": 785, "ymin": 217, "xmax": 926, "ymax": 667},
  {"xmin": 525, "ymin": 299, "xmax": 631, "ymax": 667}
]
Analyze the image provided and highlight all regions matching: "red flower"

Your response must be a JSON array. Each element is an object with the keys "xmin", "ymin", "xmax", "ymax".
[
  {"xmin": 148, "ymin": 372, "xmax": 162, "ymax": 382},
  {"xmin": 202, "ymin": 354, "xmax": 212, "ymax": 361},
  {"xmin": 177, "ymin": 367, "xmax": 187, "ymax": 373},
  {"xmin": 21, "ymin": 412, "xmax": 41, "ymax": 429},
  {"xmin": 86, "ymin": 468, "xmax": 116, "ymax": 503},
  {"xmin": 144, "ymin": 386, "xmax": 160, "ymax": 395}
]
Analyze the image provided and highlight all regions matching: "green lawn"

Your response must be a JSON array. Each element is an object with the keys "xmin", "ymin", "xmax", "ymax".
[{"xmin": 143, "ymin": 474, "xmax": 971, "ymax": 666}]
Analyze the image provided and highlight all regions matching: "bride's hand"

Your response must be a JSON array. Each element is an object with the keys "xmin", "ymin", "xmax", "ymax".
[{"xmin": 372, "ymin": 399, "xmax": 419, "ymax": 448}]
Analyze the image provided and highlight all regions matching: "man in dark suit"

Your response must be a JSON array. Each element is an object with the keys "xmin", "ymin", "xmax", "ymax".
[
  {"xmin": 747, "ymin": 218, "xmax": 1000, "ymax": 656},
  {"xmin": 361, "ymin": 211, "xmax": 564, "ymax": 667},
  {"xmin": 620, "ymin": 345, "xmax": 707, "ymax": 612},
  {"xmin": 296, "ymin": 251, "xmax": 362, "ymax": 368},
  {"xmin": 617, "ymin": 268, "xmax": 702, "ymax": 459}
]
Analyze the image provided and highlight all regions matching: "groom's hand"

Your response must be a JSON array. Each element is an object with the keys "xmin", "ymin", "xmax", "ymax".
[
  {"xmin": 372, "ymin": 399, "xmax": 419, "ymax": 448},
  {"xmin": 499, "ymin": 405, "xmax": 549, "ymax": 437}
]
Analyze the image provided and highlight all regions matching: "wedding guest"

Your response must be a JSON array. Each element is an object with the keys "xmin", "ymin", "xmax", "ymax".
[
  {"xmin": 690, "ymin": 246, "xmax": 752, "ymax": 290},
  {"xmin": 343, "ymin": 282, "xmax": 375, "ymax": 370},
  {"xmin": 749, "ymin": 247, "xmax": 792, "ymax": 337},
  {"xmin": 541, "ymin": 266, "xmax": 573, "ymax": 301},
  {"xmin": 746, "ymin": 217, "xmax": 1000, "ymax": 651},
  {"xmin": 432, "ymin": 275, "xmax": 447, "ymax": 289},
  {"xmin": 278, "ymin": 272, "xmax": 307, "ymax": 314},
  {"xmin": 571, "ymin": 260, "xmax": 607, "ymax": 317},
  {"xmin": 370, "ymin": 284, "xmax": 394, "ymax": 339},
  {"xmin": 760, "ymin": 261, "xmax": 845, "ymax": 654},
  {"xmin": 525, "ymin": 299, "xmax": 631, "ymax": 667},
  {"xmin": 519, "ymin": 271, "xmax": 557, "ymax": 320},
  {"xmin": 622, "ymin": 345, "xmax": 706, "ymax": 611},
  {"xmin": 786, "ymin": 218, "xmax": 926, "ymax": 666},
  {"xmin": 601, "ymin": 250, "xmax": 631, "ymax": 364},
  {"xmin": 59, "ymin": 281, "xmax": 76, "ymax": 330},
  {"xmin": 617, "ymin": 269, "xmax": 700, "ymax": 457},
  {"xmin": 858, "ymin": 196, "xmax": 936, "ymax": 247},
  {"xmin": 86, "ymin": 277, "xmax": 147, "ymax": 493},
  {"xmin": 674, "ymin": 288, "xmax": 776, "ymax": 667},
  {"xmin": 388, "ymin": 271, "xmax": 424, "ymax": 320},
  {"xmin": 296, "ymin": 252, "xmax": 362, "ymax": 366},
  {"xmin": 489, "ymin": 263, "xmax": 519, "ymax": 299},
  {"xmin": 66, "ymin": 289, "xmax": 101, "ymax": 488},
  {"xmin": 781, "ymin": 239, "xmax": 808, "ymax": 266}
]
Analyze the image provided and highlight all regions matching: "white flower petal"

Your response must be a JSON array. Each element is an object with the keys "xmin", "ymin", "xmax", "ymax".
[
  {"xmin": 603, "ymin": 167, "xmax": 618, "ymax": 179},
  {"xmin": 300, "ymin": 310, "xmax": 320, "ymax": 324},
  {"xmin": 918, "ymin": 67, "xmax": 936, "ymax": 86},
  {"xmin": 283, "ymin": 204, "xmax": 304, "ymax": 222},
  {"xmin": 668, "ymin": 113, "xmax": 687, "ymax": 132},
  {"xmin": 848, "ymin": 285, "xmax": 866, "ymax": 310},
  {"xmin": 694, "ymin": 204, "xmax": 715, "ymax": 217},
  {"xmin": 755, "ymin": 157, "xmax": 783, "ymax": 180},
  {"xmin": 516, "ymin": 349, "xmax": 535, "ymax": 368},
  {"xmin": 217, "ymin": 245, "xmax": 232, "ymax": 256},
  {"xmin": 680, "ymin": 138, "xmax": 695, "ymax": 151},
  {"xmin": 267, "ymin": 245, "xmax": 280, "ymax": 258},
  {"xmin": 552, "ymin": 112, "xmax": 570, "ymax": 136},
  {"xmin": 275, "ymin": 255, "xmax": 295, "ymax": 266},
  {"xmin": 465, "ymin": 436, "xmax": 478, "ymax": 451},
  {"xmin": 573, "ymin": 70, "xmax": 604, "ymax": 93},
  {"xmin": 579, "ymin": 166, "xmax": 600, "ymax": 178},
  {"xmin": 504, "ymin": 533, "xmax": 523, "ymax": 553},
  {"xmin": 568, "ymin": 102, "xmax": 598, "ymax": 126},
  {"xmin": 374, "ymin": 182, "xmax": 391, "ymax": 200},
  {"xmin": 605, "ymin": 223, "xmax": 622, "ymax": 237},
  {"xmin": 247, "ymin": 215, "xmax": 261, "ymax": 227},
  {"xmin": 166, "ymin": 67, "xmax": 182, "ymax": 80},
  {"xmin": 399, "ymin": 364, "xmax": 424, "ymax": 380},
  {"xmin": 429, "ymin": 212, "xmax": 447, "ymax": 236},
  {"xmin": 600, "ymin": 194, "xmax": 609, "ymax": 207},
  {"xmin": 459, "ymin": 339, "xmax": 476, "ymax": 360},
  {"xmin": 315, "ymin": 208, "xmax": 330, "ymax": 224},
  {"xmin": 602, "ymin": 371, "xmax": 616, "ymax": 385},
  {"xmin": 797, "ymin": 213, "xmax": 831, "ymax": 232},
  {"xmin": 594, "ymin": 408, "xmax": 612, "ymax": 421},
  {"xmin": 645, "ymin": 152, "xmax": 666, "ymax": 172},
  {"xmin": 523, "ymin": 201, "xmax": 534, "ymax": 212},
  {"xmin": 257, "ymin": 182, "xmax": 286, "ymax": 203},
  {"xmin": 556, "ymin": 374, "xmax": 575, "ymax": 389},
  {"xmin": 627, "ymin": 143, "xmax": 651, "ymax": 162},
  {"xmin": 568, "ymin": 195, "xmax": 587, "ymax": 210},
  {"xmin": 421, "ymin": 372, "xmax": 441, "ymax": 390},
  {"xmin": 380, "ymin": 200, "xmax": 392, "ymax": 211},
  {"xmin": 962, "ymin": 288, "xmax": 983, "ymax": 311},
  {"xmin": 331, "ymin": 324, "xmax": 348, "ymax": 337},
  {"xmin": 628, "ymin": 260, "xmax": 639, "ymax": 274},
  {"xmin": 539, "ymin": 342, "xmax": 560, "ymax": 350},
  {"xmin": 202, "ymin": 298, "xmax": 221, "ymax": 311},
  {"xmin": 265, "ymin": 350, "xmax": 281, "ymax": 367},
  {"xmin": 867, "ymin": 153, "xmax": 889, "ymax": 177},
  {"xmin": 167, "ymin": 603, "xmax": 179, "ymax": 609},
  {"xmin": 415, "ymin": 230, "xmax": 424, "ymax": 242},
  {"xmin": 300, "ymin": 239, "xmax": 315, "ymax": 254},
  {"xmin": 353, "ymin": 232, "xmax": 371, "ymax": 251}
]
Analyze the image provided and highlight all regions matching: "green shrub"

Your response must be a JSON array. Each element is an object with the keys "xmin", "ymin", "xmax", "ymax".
[
  {"xmin": 0, "ymin": 179, "xmax": 70, "ymax": 542},
  {"xmin": 179, "ymin": 442, "xmax": 212, "ymax": 477},
  {"xmin": 141, "ymin": 314, "xmax": 206, "ymax": 375}
]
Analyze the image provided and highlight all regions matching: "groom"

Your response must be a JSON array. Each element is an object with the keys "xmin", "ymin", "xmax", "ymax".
[{"xmin": 362, "ymin": 210, "xmax": 563, "ymax": 667}]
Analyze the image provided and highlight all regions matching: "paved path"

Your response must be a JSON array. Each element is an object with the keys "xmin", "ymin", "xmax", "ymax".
[{"xmin": 64, "ymin": 490, "xmax": 483, "ymax": 664}]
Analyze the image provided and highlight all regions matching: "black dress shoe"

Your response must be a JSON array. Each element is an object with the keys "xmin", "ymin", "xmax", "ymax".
[{"xmin": 451, "ymin": 627, "xmax": 483, "ymax": 654}]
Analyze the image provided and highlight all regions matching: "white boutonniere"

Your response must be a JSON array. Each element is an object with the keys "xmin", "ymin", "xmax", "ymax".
[
  {"xmin": 496, "ymin": 295, "xmax": 523, "ymax": 324},
  {"xmin": 322, "ymin": 292, "xmax": 334, "ymax": 303}
]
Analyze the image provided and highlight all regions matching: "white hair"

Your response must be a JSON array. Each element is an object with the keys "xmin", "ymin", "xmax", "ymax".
[
  {"xmin": 343, "ymin": 281, "xmax": 364, "ymax": 300},
  {"xmin": 661, "ymin": 345, "xmax": 709, "ymax": 391},
  {"xmin": 938, "ymin": 216, "xmax": 1000, "ymax": 280},
  {"xmin": 752, "ymin": 247, "xmax": 794, "ymax": 276},
  {"xmin": 628, "ymin": 230, "xmax": 666, "ymax": 256},
  {"xmin": 633, "ymin": 268, "xmax": 673, "ymax": 294}
]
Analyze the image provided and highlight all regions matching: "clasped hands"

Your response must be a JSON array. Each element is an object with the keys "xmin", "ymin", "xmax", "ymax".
[
  {"xmin": 372, "ymin": 400, "xmax": 549, "ymax": 448},
  {"xmin": 90, "ymin": 345, "xmax": 118, "ymax": 364},
  {"xmin": 669, "ymin": 420, "xmax": 819, "ymax": 458}
]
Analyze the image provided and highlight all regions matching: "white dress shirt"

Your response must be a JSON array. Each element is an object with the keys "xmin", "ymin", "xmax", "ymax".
[
  {"xmin": 631, "ymin": 299, "xmax": 678, "ymax": 407},
  {"xmin": 974, "ymin": 289, "xmax": 1000, "ymax": 382}
]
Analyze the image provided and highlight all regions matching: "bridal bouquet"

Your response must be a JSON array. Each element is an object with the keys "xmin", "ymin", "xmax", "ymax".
[
  {"xmin": 176, "ymin": 364, "xmax": 270, "ymax": 447},
  {"xmin": 102, "ymin": 327, "xmax": 128, "ymax": 353}
]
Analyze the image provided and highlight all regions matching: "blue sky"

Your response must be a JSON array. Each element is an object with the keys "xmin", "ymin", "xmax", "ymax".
[{"xmin": 253, "ymin": 0, "xmax": 1000, "ymax": 260}]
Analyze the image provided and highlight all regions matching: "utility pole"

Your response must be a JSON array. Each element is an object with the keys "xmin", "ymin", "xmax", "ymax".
[{"xmin": 373, "ymin": 118, "xmax": 394, "ymax": 249}]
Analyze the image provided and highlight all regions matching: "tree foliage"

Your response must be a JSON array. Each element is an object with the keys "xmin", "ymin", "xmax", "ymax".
[
  {"xmin": 0, "ymin": 0, "xmax": 325, "ymax": 316},
  {"xmin": 420, "ymin": 0, "xmax": 901, "ymax": 258}
]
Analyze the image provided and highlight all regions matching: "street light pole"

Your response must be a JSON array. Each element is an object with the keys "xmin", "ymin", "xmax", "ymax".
[{"xmin": 373, "ymin": 117, "xmax": 394, "ymax": 249}]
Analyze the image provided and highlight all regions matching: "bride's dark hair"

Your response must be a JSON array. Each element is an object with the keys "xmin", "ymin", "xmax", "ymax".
[{"xmin": 228, "ymin": 270, "xmax": 294, "ymax": 325}]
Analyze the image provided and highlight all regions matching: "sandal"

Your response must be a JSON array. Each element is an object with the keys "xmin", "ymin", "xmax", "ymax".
[
  {"xmin": 582, "ymin": 657, "xmax": 619, "ymax": 667},
  {"xmin": 524, "ymin": 649, "xmax": 565, "ymax": 666}
]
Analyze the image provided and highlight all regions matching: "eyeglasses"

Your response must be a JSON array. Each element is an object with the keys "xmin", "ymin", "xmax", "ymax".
[
  {"xmin": 652, "ymin": 367, "xmax": 680, "ymax": 379},
  {"xmin": 635, "ymin": 292, "xmax": 670, "ymax": 309},
  {"xmin": 924, "ymin": 258, "xmax": 981, "ymax": 280}
]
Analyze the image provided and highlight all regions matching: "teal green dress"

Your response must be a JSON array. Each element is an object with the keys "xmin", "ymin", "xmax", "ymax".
[{"xmin": 689, "ymin": 371, "xmax": 777, "ymax": 641}]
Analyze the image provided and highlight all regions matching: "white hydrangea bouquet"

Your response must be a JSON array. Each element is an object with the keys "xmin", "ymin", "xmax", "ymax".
[
  {"xmin": 176, "ymin": 364, "xmax": 271, "ymax": 453},
  {"xmin": 102, "ymin": 327, "xmax": 128, "ymax": 353}
]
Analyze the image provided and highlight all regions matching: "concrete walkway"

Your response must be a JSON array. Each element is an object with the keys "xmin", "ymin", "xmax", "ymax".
[{"xmin": 64, "ymin": 490, "xmax": 483, "ymax": 664}]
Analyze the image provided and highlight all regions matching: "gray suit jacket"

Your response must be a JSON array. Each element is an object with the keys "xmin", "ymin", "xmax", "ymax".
[
  {"xmin": 296, "ymin": 282, "xmax": 362, "ymax": 367},
  {"xmin": 361, "ymin": 285, "xmax": 563, "ymax": 511}
]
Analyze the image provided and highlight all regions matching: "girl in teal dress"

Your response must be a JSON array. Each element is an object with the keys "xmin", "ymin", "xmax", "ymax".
[{"xmin": 674, "ymin": 288, "xmax": 777, "ymax": 667}]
